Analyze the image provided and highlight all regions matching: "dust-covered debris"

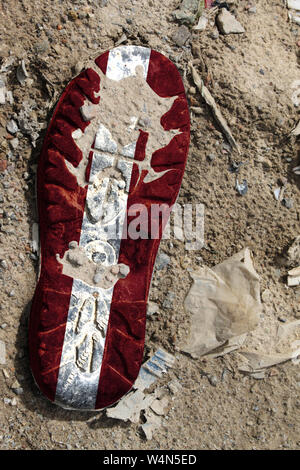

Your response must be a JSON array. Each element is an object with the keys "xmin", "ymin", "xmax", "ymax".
[
  {"xmin": 6, "ymin": 119, "xmax": 18, "ymax": 135},
  {"xmin": 182, "ymin": 248, "xmax": 261, "ymax": 358},
  {"xmin": 287, "ymin": 266, "xmax": 300, "ymax": 286}
]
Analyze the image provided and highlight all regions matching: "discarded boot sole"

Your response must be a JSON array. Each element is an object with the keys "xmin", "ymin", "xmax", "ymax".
[{"xmin": 29, "ymin": 46, "xmax": 190, "ymax": 410}]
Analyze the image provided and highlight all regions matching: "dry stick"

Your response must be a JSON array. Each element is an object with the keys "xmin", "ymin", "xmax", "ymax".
[{"xmin": 189, "ymin": 62, "xmax": 240, "ymax": 154}]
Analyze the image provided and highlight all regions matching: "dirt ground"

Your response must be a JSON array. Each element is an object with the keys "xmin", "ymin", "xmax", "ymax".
[{"xmin": 0, "ymin": 0, "xmax": 299, "ymax": 450}]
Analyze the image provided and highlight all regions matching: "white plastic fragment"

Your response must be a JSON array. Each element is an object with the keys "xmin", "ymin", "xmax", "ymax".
[
  {"xmin": 106, "ymin": 389, "xmax": 156, "ymax": 423},
  {"xmin": 133, "ymin": 348, "xmax": 176, "ymax": 391},
  {"xmin": 16, "ymin": 59, "xmax": 29, "ymax": 86},
  {"xmin": 286, "ymin": 0, "xmax": 300, "ymax": 10},
  {"xmin": 290, "ymin": 120, "xmax": 300, "ymax": 136},
  {"xmin": 287, "ymin": 266, "xmax": 300, "ymax": 286}
]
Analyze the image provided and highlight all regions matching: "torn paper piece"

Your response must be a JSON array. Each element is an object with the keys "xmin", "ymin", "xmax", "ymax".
[
  {"xmin": 106, "ymin": 389, "xmax": 156, "ymax": 423},
  {"xmin": 287, "ymin": 266, "xmax": 300, "ymax": 286},
  {"xmin": 134, "ymin": 348, "xmax": 176, "ymax": 391},
  {"xmin": 141, "ymin": 409, "xmax": 163, "ymax": 440},
  {"xmin": 182, "ymin": 248, "xmax": 260, "ymax": 358},
  {"xmin": 189, "ymin": 62, "xmax": 240, "ymax": 152},
  {"xmin": 238, "ymin": 347, "xmax": 300, "ymax": 378}
]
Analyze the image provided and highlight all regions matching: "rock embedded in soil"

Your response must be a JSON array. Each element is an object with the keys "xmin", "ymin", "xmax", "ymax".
[
  {"xmin": 216, "ymin": 9, "xmax": 245, "ymax": 35},
  {"xmin": 172, "ymin": 25, "xmax": 190, "ymax": 47},
  {"xmin": 6, "ymin": 119, "xmax": 18, "ymax": 135}
]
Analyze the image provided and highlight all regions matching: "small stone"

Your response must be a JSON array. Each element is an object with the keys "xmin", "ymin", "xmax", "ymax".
[
  {"xmin": 0, "ymin": 323, "xmax": 8, "ymax": 329},
  {"xmin": 282, "ymin": 198, "xmax": 293, "ymax": 209},
  {"xmin": 80, "ymin": 103, "xmax": 97, "ymax": 121},
  {"xmin": 163, "ymin": 291, "xmax": 175, "ymax": 309},
  {"xmin": 207, "ymin": 153, "xmax": 216, "ymax": 162},
  {"xmin": 6, "ymin": 119, "xmax": 18, "ymax": 135},
  {"xmin": 172, "ymin": 25, "xmax": 190, "ymax": 47},
  {"xmin": 155, "ymin": 251, "xmax": 170, "ymax": 270},
  {"xmin": 0, "ymin": 260, "xmax": 7, "ymax": 269},
  {"xmin": 8, "ymin": 290, "xmax": 15, "ymax": 297},
  {"xmin": 259, "ymin": 68, "xmax": 265, "ymax": 75},
  {"xmin": 207, "ymin": 375, "xmax": 218, "ymax": 387},
  {"xmin": 35, "ymin": 40, "xmax": 50, "ymax": 54},
  {"xmin": 147, "ymin": 301, "xmax": 159, "ymax": 316},
  {"xmin": 0, "ymin": 340, "xmax": 6, "ymax": 365},
  {"xmin": 9, "ymin": 138, "xmax": 19, "ymax": 150},
  {"xmin": 248, "ymin": 6, "xmax": 257, "ymax": 14},
  {"xmin": 216, "ymin": 9, "xmax": 245, "ymax": 35},
  {"xmin": 209, "ymin": 28, "xmax": 219, "ymax": 40}
]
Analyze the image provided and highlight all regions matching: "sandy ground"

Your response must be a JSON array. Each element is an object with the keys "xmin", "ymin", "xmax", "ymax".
[{"xmin": 0, "ymin": 0, "xmax": 299, "ymax": 450}]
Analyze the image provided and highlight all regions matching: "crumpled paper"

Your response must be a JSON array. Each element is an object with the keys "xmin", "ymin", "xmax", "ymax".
[{"xmin": 182, "ymin": 248, "xmax": 261, "ymax": 358}]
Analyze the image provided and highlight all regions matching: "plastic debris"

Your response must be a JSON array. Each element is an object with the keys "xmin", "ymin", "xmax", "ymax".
[
  {"xmin": 134, "ymin": 348, "xmax": 176, "ymax": 391},
  {"xmin": 239, "ymin": 345, "xmax": 300, "ymax": 378},
  {"xmin": 16, "ymin": 59, "xmax": 29, "ymax": 86},
  {"xmin": 182, "ymin": 248, "xmax": 260, "ymax": 358},
  {"xmin": 235, "ymin": 178, "xmax": 248, "ymax": 195},
  {"xmin": 287, "ymin": 266, "xmax": 300, "ymax": 286},
  {"xmin": 189, "ymin": 62, "xmax": 240, "ymax": 152},
  {"xmin": 287, "ymin": 0, "xmax": 300, "ymax": 9},
  {"xmin": 106, "ymin": 348, "xmax": 175, "ymax": 432}
]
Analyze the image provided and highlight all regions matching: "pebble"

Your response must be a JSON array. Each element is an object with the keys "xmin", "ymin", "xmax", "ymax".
[
  {"xmin": 216, "ymin": 9, "xmax": 245, "ymax": 35},
  {"xmin": 0, "ymin": 340, "xmax": 6, "ymax": 364},
  {"xmin": 34, "ymin": 40, "xmax": 50, "ymax": 54},
  {"xmin": 147, "ymin": 301, "xmax": 159, "ymax": 316},
  {"xmin": 6, "ymin": 120, "xmax": 18, "ymax": 135},
  {"xmin": 9, "ymin": 138, "xmax": 19, "ymax": 150},
  {"xmin": 282, "ymin": 198, "xmax": 293, "ymax": 209},
  {"xmin": 163, "ymin": 291, "xmax": 175, "ymax": 309},
  {"xmin": 0, "ymin": 260, "xmax": 8, "ymax": 269},
  {"xmin": 172, "ymin": 25, "xmax": 190, "ymax": 47},
  {"xmin": 207, "ymin": 375, "xmax": 218, "ymax": 387},
  {"xmin": 155, "ymin": 251, "xmax": 171, "ymax": 270},
  {"xmin": 207, "ymin": 153, "xmax": 216, "ymax": 162}
]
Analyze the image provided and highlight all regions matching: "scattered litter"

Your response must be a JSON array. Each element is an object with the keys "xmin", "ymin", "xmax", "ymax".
[
  {"xmin": 235, "ymin": 178, "xmax": 248, "ymax": 196},
  {"xmin": 115, "ymin": 33, "xmax": 127, "ymax": 47},
  {"xmin": 216, "ymin": 8, "xmax": 245, "ymax": 35},
  {"xmin": 6, "ymin": 119, "xmax": 18, "ymax": 135},
  {"xmin": 141, "ymin": 409, "xmax": 162, "ymax": 440},
  {"xmin": 273, "ymin": 187, "xmax": 281, "ymax": 201},
  {"xmin": 0, "ymin": 340, "xmax": 6, "ymax": 365},
  {"xmin": 287, "ymin": 0, "xmax": 300, "ymax": 9},
  {"xmin": 134, "ymin": 348, "xmax": 176, "ymax": 391},
  {"xmin": 106, "ymin": 389, "xmax": 155, "ymax": 423},
  {"xmin": 182, "ymin": 248, "xmax": 260, "ymax": 357},
  {"xmin": 16, "ymin": 59, "xmax": 29, "ymax": 86},
  {"xmin": 239, "ymin": 345, "xmax": 300, "ymax": 378},
  {"xmin": 106, "ymin": 348, "xmax": 176, "ymax": 437},
  {"xmin": 287, "ymin": 266, "xmax": 300, "ymax": 286},
  {"xmin": 189, "ymin": 63, "xmax": 240, "ymax": 152}
]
